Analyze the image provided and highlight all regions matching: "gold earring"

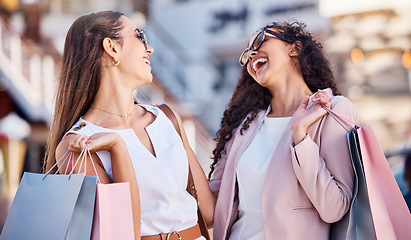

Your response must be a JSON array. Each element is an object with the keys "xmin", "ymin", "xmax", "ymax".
[{"xmin": 112, "ymin": 60, "xmax": 120, "ymax": 66}]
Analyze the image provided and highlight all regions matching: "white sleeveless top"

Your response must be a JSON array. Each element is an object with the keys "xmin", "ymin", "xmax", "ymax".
[
  {"xmin": 229, "ymin": 116, "xmax": 291, "ymax": 240},
  {"xmin": 66, "ymin": 104, "xmax": 203, "ymax": 238}
]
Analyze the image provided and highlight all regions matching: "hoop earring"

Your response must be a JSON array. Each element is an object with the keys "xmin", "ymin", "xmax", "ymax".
[{"xmin": 112, "ymin": 60, "xmax": 120, "ymax": 66}]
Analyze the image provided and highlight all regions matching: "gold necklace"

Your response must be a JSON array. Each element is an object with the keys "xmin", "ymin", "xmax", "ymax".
[{"xmin": 91, "ymin": 104, "xmax": 135, "ymax": 117}]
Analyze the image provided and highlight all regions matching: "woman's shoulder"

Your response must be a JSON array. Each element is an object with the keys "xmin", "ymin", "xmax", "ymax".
[
  {"xmin": 318, "ymin": 88, "xmax": 356, "ymax": 112},
  {"xmin": 329, "ymin": 95, "xmax": 358, "ymax": 122},
  {"xmin": 330, "ymin": 95, "xmax": 357, "ymax": 111},
  {"xmin": 139, "ymin": 103, "xmax": 159, "ymax": 114},
  {"xmin": 56, "ymin": 119, "xmax": 85, "ymax": 160},
  {"xmin": 65, "ymin": 118, "xmax": 97, "ymax": 137}
]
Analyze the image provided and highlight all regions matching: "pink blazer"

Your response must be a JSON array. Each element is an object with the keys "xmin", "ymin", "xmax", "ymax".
[{"xmin": 209, "ymin": 92, "xmax": 358, "ymax": 240}]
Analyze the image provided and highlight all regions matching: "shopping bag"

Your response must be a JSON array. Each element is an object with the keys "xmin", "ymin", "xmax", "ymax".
[
  {"xmin": 85, "ymin": 149, "xmax": 135, "ymax": 240},
  {"xmin": 91, "ymin": 182, "xmax": 135, "ymax": 240},
  {"xmin": 325, "ymin": 106, "xmax": 411, "ymax": 240},
  {"xmin": 357, "ymin": 126, "xmax": 411, "ymax": 240},
  {"xmin": 345, "ymin": 129, "xmax": 376, "ymax": 240},
  {"xmin": 0, "ymin": 150, "xmax": 97, "ymax": 240}
]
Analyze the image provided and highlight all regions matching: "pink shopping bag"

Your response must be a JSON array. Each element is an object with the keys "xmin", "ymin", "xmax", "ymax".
[
  {"xmin": 358, "ymin": 126, "xmax": 411, "ymax": 240},
  {"xmin": 85, "ymin": 144, "xmax": 134, "ymax": 240},
  {"xmin": 91, "ymin": 182, "xmax": 135, "ymax": 240},
  {"xmin": 325, "ymin": 105, "xmax": 411, "ymax": 240}
]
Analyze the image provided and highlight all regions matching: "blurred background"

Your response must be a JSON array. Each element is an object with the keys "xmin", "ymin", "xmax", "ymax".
[{"xmin": 0, "ymin": 0, "xmax": 411, "ymax": 231}]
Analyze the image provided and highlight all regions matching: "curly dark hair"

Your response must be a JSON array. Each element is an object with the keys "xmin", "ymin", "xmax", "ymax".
[{"xmin": 208, "ymin": 20, "xmax": 339, "ymax": 179}]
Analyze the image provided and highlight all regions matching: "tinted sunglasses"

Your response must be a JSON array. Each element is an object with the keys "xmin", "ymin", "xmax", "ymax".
[
  {"xmin": 122, "ymin": 28, "xmax": 148, "ymax": 50},
  {"xmin": 136, "ymin": 29, "xmax": 148, "ymax": 50},
  {"xmin": 239, "ymin": 27, "xmax": 292, "ymax": 67}
]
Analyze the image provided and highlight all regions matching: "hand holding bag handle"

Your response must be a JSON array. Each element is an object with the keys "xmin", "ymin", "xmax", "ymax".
[
  {"xmin": 158, "ymin": 104, "xmax": 211, "ymax": 240},
  {"xmin": 66, "ymin": 145, "xmax": 100, "ymax": 240},
  {"xmin": 54, "ymin": 145, "xmax": 135, "ymax": 240},
  {"xmin": 49, "ymin": 145, "xmax": 100, "ymax": 240}
]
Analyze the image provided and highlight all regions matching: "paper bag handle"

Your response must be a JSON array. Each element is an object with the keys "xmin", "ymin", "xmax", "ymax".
[
  {"xmin": 68, "ymin": 144, "xmax": 101, "ymax": 183},
  {"xmin": 84, "ymin": 146, "xmax": 101, "ymax": 183},
  {"xmin": 43, "ymin": 145, "xmax": 101, "ymax": 183},
  {"xmin": 322, "ymin": 104, "xmax": 358, "ymax": 132}
]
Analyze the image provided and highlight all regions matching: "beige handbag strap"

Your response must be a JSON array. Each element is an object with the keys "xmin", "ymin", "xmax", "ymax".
[
  {"xmin": 158, "ymin": 104, "xmax": 211, "ymax": 240},
  {"xmin": 157, "ymin": 104, "xmax": 198, "ymax": 199},
  {"xmin": 158, "ymin": 104, "xmax": 181, "ymax": 135}
]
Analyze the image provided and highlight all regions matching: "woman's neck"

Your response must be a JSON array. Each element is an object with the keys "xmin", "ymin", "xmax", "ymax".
[
  {"xmin": 92, "ymin": 94, "xmax": 135, "ymax": 115},
  {"xmin": 267, "ymin": 77, "xmax": 312, "ymax": 117},
  {"xmin": 94, "ymin": 69, "xmax": 138, "ymax": 112},
  {"xmin": 84, "ymin": 72, "xmax": 138, "ymax": 125}
]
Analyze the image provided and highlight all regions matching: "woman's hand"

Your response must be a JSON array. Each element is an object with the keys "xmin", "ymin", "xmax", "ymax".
[
  {"xmin": 291, "ymin": 90, "xmax": 331, "ymax": 145},
  {"xmin": 68, "ymin": 132, "xmax": 122, "ymax": 153},
  {"xmin": 63, "ymin": 132, "xmax": 140, "ymax": 237}
]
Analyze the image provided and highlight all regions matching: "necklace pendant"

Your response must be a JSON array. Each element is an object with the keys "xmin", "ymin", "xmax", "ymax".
[{"xmin": 121, "ymin": 114, "xmax": 126, "ymax": 117}]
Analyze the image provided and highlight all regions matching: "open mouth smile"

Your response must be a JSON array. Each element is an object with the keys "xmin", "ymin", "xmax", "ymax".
[{"xmin": 252, "ymin": 57, "xmax": 267, "ymax": 73}]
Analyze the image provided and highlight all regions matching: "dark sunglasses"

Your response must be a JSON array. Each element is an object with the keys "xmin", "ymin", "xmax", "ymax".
[
  {"xmin": 239, "ymin": 27, "xmax": 292, "ymax": 67},
  {"xmin": 136, "ymin": 29, "xmax": 148, "ymax": 50}
]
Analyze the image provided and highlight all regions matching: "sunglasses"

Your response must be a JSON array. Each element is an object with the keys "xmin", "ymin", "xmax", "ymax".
[
  {"xmin": 239, "ymin": 27, "xmax": 292, "ymax": 67},
  {"xmin": 136, "ymin": 29, "xmax": 148, "ymax": 50},
  {"xmin": 124, "ymin": 28, "xmax": 148, "ymax": 50}
]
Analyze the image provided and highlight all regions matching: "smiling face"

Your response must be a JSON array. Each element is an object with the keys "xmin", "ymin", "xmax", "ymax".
[
  {"xmin": 245, "ymin": 28, "xmax": 297, "ymax": 89},
  {"xmin": 116, "ymin": 16, "xmax": 154, "ymax": 88}
]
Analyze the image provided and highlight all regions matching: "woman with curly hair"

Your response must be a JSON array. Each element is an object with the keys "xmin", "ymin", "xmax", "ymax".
[{"xmin": 208, "ymin": 21, "xmax": 358, "ymax": 239}]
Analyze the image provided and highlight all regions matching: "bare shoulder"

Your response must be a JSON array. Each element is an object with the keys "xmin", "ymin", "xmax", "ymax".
[{"xmin": 55, "ymin": 133, "xmax": 76, "ymax": 159}]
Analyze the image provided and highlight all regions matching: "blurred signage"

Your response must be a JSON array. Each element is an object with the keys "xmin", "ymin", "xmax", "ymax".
[
  {"xmin": 208, "ymin": 5, "xmax": 248, "ymax": 33},
  {"xmin": 208, "ymin": 2, "xmax": 317, "ymax": 33},
  {"xmin": 265, "ymin": 3, "xmax": 316, "ymax": 16}
]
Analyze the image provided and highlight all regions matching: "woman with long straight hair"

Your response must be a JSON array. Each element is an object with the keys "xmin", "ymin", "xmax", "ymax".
[
  {"xmin": 209, "ymin": 21, "xmax": 358, "ymax": 240},
  {"xmin": 44, "ymin": 10, "xmax": 214, "ymax": 240}
]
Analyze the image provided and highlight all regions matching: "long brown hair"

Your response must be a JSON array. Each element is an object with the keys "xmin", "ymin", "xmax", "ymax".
[
  {"xmin": 209, "ymin": 21, "xmax": 339, "ymax": 178},
  {"xmin": 43, "ymin": 11, "xmax": 124, "ymax": 173}
]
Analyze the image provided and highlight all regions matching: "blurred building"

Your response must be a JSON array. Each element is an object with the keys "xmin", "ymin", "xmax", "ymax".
[
  {"xmin": 321, "ymin": 0, "xmax": 411, "ymax": 149},
  {"xmin": 320, "ymin": 0, "xmax": 411, "ymax": 187},
  {"xmin": 0, "ymin": 0, "xmax": 213, "ymax": 208},
  {"xmin": 146, "ymin": 0, "xmax": 411, "ymax": 189},
  {"xmin": 147, "ymin": 0, "xmax": 328, "ymax": 133},
  {"xmin": 0, "ymin": 0, "xmax": 55, "ymax": 203}
]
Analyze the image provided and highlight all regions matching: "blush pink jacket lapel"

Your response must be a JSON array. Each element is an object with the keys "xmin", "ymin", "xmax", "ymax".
[
  {"xmin": 210, "ymin": 104, "xmax": 267, "ymax": 239},
  {"xmin": 210, "ymin": 90, "xmax": 358, "ymax": 240}
]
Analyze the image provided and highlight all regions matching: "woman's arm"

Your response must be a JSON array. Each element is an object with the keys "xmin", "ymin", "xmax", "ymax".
[
  {"xmin": 56, "ymin": 132, "xmax": 141, "ymax": 239},
  {"xmin": 291, "ymin": 97, "xmax": 357, "ymax": 223}
]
